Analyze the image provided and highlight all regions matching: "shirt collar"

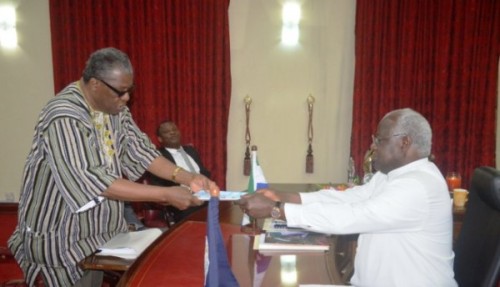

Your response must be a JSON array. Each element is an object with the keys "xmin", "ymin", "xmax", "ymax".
[
  {"xmin": 387, "ymin": 158, "xmax": 430, "ymax": 180},
  {"xmin": 165, "ymin": 147, "xmax": 181, "ymax": 154}
]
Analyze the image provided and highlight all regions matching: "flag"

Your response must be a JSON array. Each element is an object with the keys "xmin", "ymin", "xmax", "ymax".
[
  {"xmin": 204, "ymin": 195, "xmax": 240, "ymax": 287},
  {"xmin": 242, "ymin": 149, "xmax": 268, "ymax": 226}
]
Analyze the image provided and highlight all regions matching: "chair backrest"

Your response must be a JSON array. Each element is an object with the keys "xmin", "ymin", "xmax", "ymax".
[{"xmin": 454, "ymin": 166, "xmax": 500, "ymax": 287}]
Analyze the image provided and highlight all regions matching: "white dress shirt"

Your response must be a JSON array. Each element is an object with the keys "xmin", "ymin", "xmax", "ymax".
[
  {"xmin": 166, "ymin": 147, "xmax": 201, "ymax": 173},
  {"xmin": 285, "ymin": 158, "xmax": 457, "ymax": 287}
]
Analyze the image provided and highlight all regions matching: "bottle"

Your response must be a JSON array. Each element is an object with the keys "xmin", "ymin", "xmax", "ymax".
[
  {"xmin": 362, "ymin": 149, "xmax": 374, "ymax": 184},
  {"xmin": 347, "ymin": 156, "xmax": 356, "ymax": 185}
]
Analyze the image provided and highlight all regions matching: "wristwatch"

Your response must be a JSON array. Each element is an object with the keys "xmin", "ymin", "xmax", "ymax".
[{"xmin": 271, "ymin": 201, "xmax": 281, "ymax": 219}]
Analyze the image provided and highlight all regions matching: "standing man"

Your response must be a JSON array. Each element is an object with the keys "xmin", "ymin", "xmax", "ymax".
[
  {"xmin": 237, "ymin": 108, "xmax": 457, "ymax": 286},
  {"xmin": 149, "ymin": 120, "xmax": 211, "ymax": 223},
  {"xmin": 9, "ymin": 48, "xmax": 217, "ymax": 287}
]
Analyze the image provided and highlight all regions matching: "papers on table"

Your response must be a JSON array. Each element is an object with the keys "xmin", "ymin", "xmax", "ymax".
[
  {"xmin": 194, "ymin": 190, "xmax": 247, "ymax": 201},
  {"xmin": 263, "ymin": 218, "xmax": 306, "ymax": 234},
  {"xmin": 254, "ymin": 231, "xmax": 330, "ymax": 253},
  {"xmin": 255, "ymin": 218, "xmax": 330, "ymax": 253},
  {"xmin": 97, "ymin": 228, "xmax": 163, "ymax": 259}
]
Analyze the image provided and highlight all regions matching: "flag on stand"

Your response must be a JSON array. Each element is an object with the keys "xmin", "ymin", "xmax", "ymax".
[
  {"xmin": 204, "ymin": 195, "xmax": 239, "ymax": 287},
  {"xmin": 243, "ymin": 148, "xmax": 272, "ymax": 287},
  {"xmin": 241, "ymin": 148, "xmax": 268, "ymax": 226}
]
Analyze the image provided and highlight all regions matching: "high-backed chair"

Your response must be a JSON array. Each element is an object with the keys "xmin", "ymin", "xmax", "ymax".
[{"xmin": 454, "ymin": 166, "xmax": 500, "ymax": 287}]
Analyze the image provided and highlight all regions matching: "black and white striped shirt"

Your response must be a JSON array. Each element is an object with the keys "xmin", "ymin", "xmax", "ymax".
[{"xmin": 8, "ymin": 82, "xmax": 160, "ymax": 286}]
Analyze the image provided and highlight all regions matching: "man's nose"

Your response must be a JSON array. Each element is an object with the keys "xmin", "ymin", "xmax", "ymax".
[{"xmin": 121, "ymin": 93, "xmax": 131, "ymax": 102}]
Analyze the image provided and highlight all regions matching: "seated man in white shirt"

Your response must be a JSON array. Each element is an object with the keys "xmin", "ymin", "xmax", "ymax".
[{"xmin": 237, "ymin": 108, "xmax": 457, "ymax": 287}]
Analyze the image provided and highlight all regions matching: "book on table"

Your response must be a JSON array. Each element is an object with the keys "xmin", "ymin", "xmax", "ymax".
[
  {"xmin": 254, "ymin": 219, "xmax": 330, "ymax": 252},
  {"xmin": 97, "ymin": 228, "xmax": 163, "ymax": 259}
]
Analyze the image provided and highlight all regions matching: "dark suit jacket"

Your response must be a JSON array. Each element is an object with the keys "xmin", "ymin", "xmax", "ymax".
[
  {"xmin": 148, "ymin": 145, "xmax": 211, "ymax": 187},
  {"xmin": 147, "ymin": 145, "xmax": 211, "ymax": 223}
]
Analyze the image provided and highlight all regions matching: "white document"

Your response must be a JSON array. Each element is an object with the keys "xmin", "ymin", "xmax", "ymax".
[
  {"xmin": 97, "ymin": 228, "xmax": 163, "ymax": 259},
  {"xmin": 194, "ymin": 190, "xmax": 247, "ymax": 201}
]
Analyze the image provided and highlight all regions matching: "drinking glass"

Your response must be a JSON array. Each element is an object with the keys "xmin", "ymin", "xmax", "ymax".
[{"xmin": 446, "ymin": 172, "xmax": 462, "ymax": 191}]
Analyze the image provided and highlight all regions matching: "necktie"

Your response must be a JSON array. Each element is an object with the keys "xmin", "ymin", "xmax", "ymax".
[{"xmin": 179, "ymin": 147, "xmax": 196, "ymax": 172}]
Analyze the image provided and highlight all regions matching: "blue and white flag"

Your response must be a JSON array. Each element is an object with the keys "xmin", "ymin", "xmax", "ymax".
[
  {"xmin": 204, "ymin": 195, "xmax": 240, "ymax": 287},
  {"xmin": 242, "ymin": 149, "xmax": 268, "ymax": 226}
]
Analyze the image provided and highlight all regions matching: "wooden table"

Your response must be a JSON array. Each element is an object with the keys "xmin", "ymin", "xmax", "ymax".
[
  {"xmin": 116, "ymin": 201, "xmax": 356, "ymax": 286},
  {"xmin": 81, "ymin": 183, "xmax": 464, "ymax": 286},
  {"xmin": 79, "ymin": 183, "xmax": 327, "ymax": 273}
]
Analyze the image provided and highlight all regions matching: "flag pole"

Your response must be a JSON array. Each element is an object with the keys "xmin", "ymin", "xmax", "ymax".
[
  {"xmin": 241, "ymin": 216, "xmax": 261, "ymax": 234},
  {"xmin": 241, "ymin": 145, "xmax": 263, "ymax": 234}
]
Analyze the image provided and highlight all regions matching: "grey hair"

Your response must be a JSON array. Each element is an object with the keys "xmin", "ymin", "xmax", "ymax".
[
  {"xmin": 390, "ymin": 108, "xmax": 432, "ymax": 157},
  {"xmin": 82, "ymin": 47, "xmax": 133, "ymax": 82}
]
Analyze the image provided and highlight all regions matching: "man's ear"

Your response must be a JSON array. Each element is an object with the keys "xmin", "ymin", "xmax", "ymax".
[
  {"xmin": 89, "ymin": 78, "xmax": 99, "ymax": 90},
  {"xmin": 401, "ymin": 135, "xmax": 412, "ymax": 154},
  {"xmin": 402, "ymin": 135, "xmax": 411, "ymax": 146},
  {"xmin": 157, "ymin": 136, "xmax": 163, "ymax": 144}
]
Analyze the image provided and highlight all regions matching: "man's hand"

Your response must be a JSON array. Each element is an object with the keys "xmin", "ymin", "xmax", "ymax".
[
  {"xmin": 256, "ymin": 188, "xmax": 280, "ymax": 201},
  {"xmin": 188, "ymin": 174, "xmax": 220, "ymax": 194},
  {"xmin": 163, "ymin": 186, "xmax": 203, "ymax": 210},
  {"xmin": 236, "ymin": 192, "xmax": 275, "ymax": 219}
]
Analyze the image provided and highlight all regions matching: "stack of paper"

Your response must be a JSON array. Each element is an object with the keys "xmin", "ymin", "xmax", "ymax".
[
  {"xmin": 97, "ymin": 228, "xmax": 163, "ymax": 259},
  {"xmin": 254, "ymin": 219, "xmax": 330, "ymax": 253}
]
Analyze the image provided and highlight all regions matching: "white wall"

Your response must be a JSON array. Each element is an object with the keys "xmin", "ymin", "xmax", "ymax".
[
  {"xmin": 0, "ymin": 0, "xmax": 53, "ymax": 201},
  {"xmin": 226, "ymin": 0, "xmax": 356, "ymax": 190}
]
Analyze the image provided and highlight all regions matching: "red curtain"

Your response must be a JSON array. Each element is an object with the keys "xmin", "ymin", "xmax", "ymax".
[
  {"xmin": 352, "ymin": 0, "xmax": 500, "ymax": 187},
  {"xmin": 49, "ymin": 0, "xmax": 231, "ymax": 188}
]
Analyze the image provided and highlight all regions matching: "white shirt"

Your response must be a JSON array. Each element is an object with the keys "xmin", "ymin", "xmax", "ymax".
[
  {"xmin": 285, "ymin": 158, "xmax": 457, "ymax": 287},
  {"xmin": 165, "ymin": 147, "xmax": 201, "ymax": 173}
]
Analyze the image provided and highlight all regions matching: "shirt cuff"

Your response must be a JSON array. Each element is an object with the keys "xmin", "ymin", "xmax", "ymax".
[
  {"xmin": 283, "ymin": 202, "xmax": 303, "ymax": 227},
  {"xmin": 76, "ymin": 196, "xmax": 105, "ymax": 213}
]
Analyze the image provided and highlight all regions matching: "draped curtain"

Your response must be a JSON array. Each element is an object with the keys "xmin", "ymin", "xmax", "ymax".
[
  {"xmin": 352, "ymin": 0, "xmax": 500, "ymax": 187},
  {"xmin": 49, "ymin": 0, "xmax": 231, "ymax": 188}
]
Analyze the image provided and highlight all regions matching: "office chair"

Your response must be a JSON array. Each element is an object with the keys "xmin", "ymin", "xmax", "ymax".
[{"xmin": 454, "ymin": 166, "xmax": 500, "ymax": 287}]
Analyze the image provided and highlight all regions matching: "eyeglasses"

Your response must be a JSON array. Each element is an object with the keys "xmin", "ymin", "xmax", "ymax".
[
  {"xmin": 372, "ymin": 133, "xmax": 407, "ymax": 146},
  {"xmin": 95, "ymin": 77, "xmax": 135, "ymax": 97}
]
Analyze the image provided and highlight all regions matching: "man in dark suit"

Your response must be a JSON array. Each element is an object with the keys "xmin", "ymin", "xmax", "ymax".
[
  {"xmin": 148, "ymin": 120, "xmax": 211, "ymax": 223},
  {"xmin": 124, "ymin": 120, "xmax": 211, "ymax": 228}
]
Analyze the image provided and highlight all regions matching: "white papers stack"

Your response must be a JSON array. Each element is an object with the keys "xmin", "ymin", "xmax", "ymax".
[
  {"xmin": 255, "ymin": 218, "xmax": 330, "ymax": 253},
  {"xmin": 97, "ymin": 228, "xmax": 163, "ymax": 259}
]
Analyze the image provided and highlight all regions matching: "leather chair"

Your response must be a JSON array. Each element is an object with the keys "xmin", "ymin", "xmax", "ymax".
[
  {"xmin": 142, "ymin": 208, "xmax": 171, "ymax": 228},
  {"xmin": 453, "ymin": 166, "xmax": 500, "ymax": 287}
]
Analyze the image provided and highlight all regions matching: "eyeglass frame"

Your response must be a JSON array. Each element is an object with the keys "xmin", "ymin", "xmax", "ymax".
[
  {"xmin": 94, "ymin": 77, "xmax": 135, "ymax": 98},
  {"xmin": 372, "ymin": 133, "xmax": 407, "ymax": 146}
]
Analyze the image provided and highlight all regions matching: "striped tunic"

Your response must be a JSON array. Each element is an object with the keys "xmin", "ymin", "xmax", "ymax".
[{"xmin": 8, "ymin": 82, "xmax": 160, "ymax": 286}]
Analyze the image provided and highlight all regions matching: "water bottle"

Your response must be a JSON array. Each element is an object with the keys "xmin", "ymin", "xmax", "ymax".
[{"xmin": 348, "ymin": 156, "xmax": 356, "ymax": 184}]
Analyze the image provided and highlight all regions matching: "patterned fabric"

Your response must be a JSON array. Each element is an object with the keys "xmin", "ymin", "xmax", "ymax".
[{"xmin": 8, "ymin": 82, "xmax": 160, "ymax": 286}]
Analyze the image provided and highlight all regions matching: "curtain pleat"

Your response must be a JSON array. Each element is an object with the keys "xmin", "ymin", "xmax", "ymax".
[
  {"xmin": 49, "ymin": 0, "xmax": 231, "ymax": 188},
  {"xmin": 352, "ymin": 0, "xmax": 500, "ymax": 187}
]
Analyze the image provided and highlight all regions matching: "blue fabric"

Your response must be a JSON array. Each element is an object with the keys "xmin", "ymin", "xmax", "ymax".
[
  {"xmin": 256, "ymin": 182, "xmax": 269, "ymax": 189},
  {"xmin": 205, "ymin": 196, "xmax": 240, "ymax": 287}
]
